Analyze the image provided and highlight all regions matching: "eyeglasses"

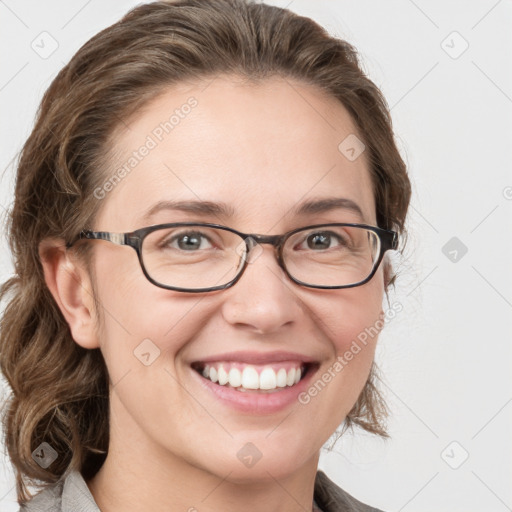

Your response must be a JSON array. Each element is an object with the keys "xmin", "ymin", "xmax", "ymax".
[{"xmin": 66, "ymin": 222, "xmax": 398, "ymax": 293}]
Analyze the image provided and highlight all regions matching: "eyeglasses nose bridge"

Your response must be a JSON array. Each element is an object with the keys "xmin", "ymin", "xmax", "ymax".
[{"xmin": 241, "ymin": 233, "xmax": 284, "ymax": 265}]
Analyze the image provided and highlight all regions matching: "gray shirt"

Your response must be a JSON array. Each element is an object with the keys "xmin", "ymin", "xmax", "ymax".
[{"xmin": 20, "ymin": 469, "xmax": 385, "ymax": 512}]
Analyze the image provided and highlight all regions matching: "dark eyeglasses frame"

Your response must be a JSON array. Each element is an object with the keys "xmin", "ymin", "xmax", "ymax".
[{"xmin": 66, "ymin": 222, "xmax": 399, "ymax": 293}]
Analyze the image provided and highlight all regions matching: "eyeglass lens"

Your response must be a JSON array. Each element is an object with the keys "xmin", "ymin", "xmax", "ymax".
[{"xmin": 140, "ymin": 224, "xmax": 381, "ymax": 290}]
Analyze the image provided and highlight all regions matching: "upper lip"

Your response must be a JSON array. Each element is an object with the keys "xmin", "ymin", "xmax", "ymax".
[{"xmin": 191, "ymin": 350, "xmax": 318, "ymax": 365}]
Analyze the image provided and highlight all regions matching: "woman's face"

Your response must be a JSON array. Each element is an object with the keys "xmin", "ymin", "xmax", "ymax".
[{"xmin": 83, "ymin": 76, "xmax": 385, "ymax": 482}]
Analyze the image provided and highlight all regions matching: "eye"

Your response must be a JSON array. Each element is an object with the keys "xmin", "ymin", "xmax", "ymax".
[
  {"xmin": 300, "ymin": 231, "xmax": 348, "ymax": 251},
  {"xmin": 164, "ymin": 231, "xmax": 214, "ymax": 251}
]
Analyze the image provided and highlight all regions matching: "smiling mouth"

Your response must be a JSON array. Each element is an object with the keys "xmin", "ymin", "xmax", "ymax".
[{"xmin": 191, "ymin": 361, "xmax": 316, "ymax": 393}]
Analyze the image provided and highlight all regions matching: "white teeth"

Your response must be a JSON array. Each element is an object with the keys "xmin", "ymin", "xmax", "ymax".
[
  {"xmin": 198, "ymin": 363, "xmax": 305, "ymax": 390},
  {"xmin": 259, "ymin": 367, "xmax": 277, "ymax": 390},
  {"xmin": 241, "ymin": 366, "xmax": 259, "ymax": 389},
  {"xmin": 276, "ymin": 368, "xmax": 287, "ymax": 388},
  {"xmin": 228, "ymin": 367, "xmax": 242, "ymax": 388},
  {"xmin": 217, "ymin": 365, "xmax": 229, "ymax": 385},
  {"xmin": 286, "ymin": 367, "xmax": 296, "ymax": 386}
]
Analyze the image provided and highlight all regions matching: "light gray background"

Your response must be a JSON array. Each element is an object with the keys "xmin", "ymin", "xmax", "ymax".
[{"xmin": 1, "ymin": 1, "xmax": 511, "ymax": 511}]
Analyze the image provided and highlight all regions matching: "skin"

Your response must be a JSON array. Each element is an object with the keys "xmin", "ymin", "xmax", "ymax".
[{"xmin": 40, "ymin": 75, "xmax": 387, "ymax": 512}]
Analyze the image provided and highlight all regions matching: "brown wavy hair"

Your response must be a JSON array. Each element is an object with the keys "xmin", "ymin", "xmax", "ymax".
[{"xmin": 0, "ymin": 0, "xmax": 411, "ymax": 504}]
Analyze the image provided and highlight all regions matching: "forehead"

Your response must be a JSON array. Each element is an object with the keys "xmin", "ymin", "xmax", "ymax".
[{"xmin": 97, "ymin": 75, "xmax": 376, "ymax": 231}]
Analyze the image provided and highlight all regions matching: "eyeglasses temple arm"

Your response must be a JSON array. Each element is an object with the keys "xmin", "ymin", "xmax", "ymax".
[{"xmin": 67, "ymin": 230, "xmax": 127, "ymax": 248}]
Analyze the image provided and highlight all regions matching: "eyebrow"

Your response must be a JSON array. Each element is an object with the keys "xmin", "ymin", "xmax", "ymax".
[
  {"xmin": 141, "ymin": 197, "xmax": 366, "ymax": 223},
  {"xmin": 292, "ymin": 197, "xmax": 365, "ymax": 221}
]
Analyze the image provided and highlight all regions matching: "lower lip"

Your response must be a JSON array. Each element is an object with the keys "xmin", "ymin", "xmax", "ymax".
[{"xmin": 191, "ymin": 365, "xmax": 318, "ymax": 414}]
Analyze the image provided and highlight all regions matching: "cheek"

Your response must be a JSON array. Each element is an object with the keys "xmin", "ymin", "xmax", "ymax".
[
  {"xmin": 305, "ymin": 275, "xmax": 384, "ymax": 417},
  {"xmin": 91, "ymin": 270, "xmax": 217, "ymax": 431},
  {"xmin": 91, "ymin": 251, "xmax": 210, "ymax": 378},
  {"xmin": 319, "ymin": 270, "xmax": 384, "ymax": 353},
  {"xmin": 96, "ymin": 283, "xmax": 210, "ymax": 366}
]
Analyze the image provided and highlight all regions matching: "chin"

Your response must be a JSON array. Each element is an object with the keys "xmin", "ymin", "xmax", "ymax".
[
  {"xmin": 216, "ymin": 456, "xmax": 307, "ymax": 485},
  {"xmin": 195, "ymin": 436, "xmax": 317, "ymax": 484}
]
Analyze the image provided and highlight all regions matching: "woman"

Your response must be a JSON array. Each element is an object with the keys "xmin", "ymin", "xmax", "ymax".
[{"xmin": 0, "ymin": 0, "xmax": 411, "ymax": 510}]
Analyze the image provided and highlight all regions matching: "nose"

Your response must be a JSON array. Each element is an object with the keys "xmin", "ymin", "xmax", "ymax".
[{"xmin": 220, "ymin": 242, "xmax": 303, "ymax": 335}]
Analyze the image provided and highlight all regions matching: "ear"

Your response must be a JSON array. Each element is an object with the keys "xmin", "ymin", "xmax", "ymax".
[
  {"xmin": 38, "ymin": 238, "xmax": 100, "ymax": 349},
  {"xmin": 382, "ymin": 254, "xmax": 394, "ymax": 290}
]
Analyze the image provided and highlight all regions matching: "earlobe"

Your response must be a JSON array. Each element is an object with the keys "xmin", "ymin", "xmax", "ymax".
[{"xmin": 38, "ymin": 238, "xmax": 100, "ymax": 349}]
